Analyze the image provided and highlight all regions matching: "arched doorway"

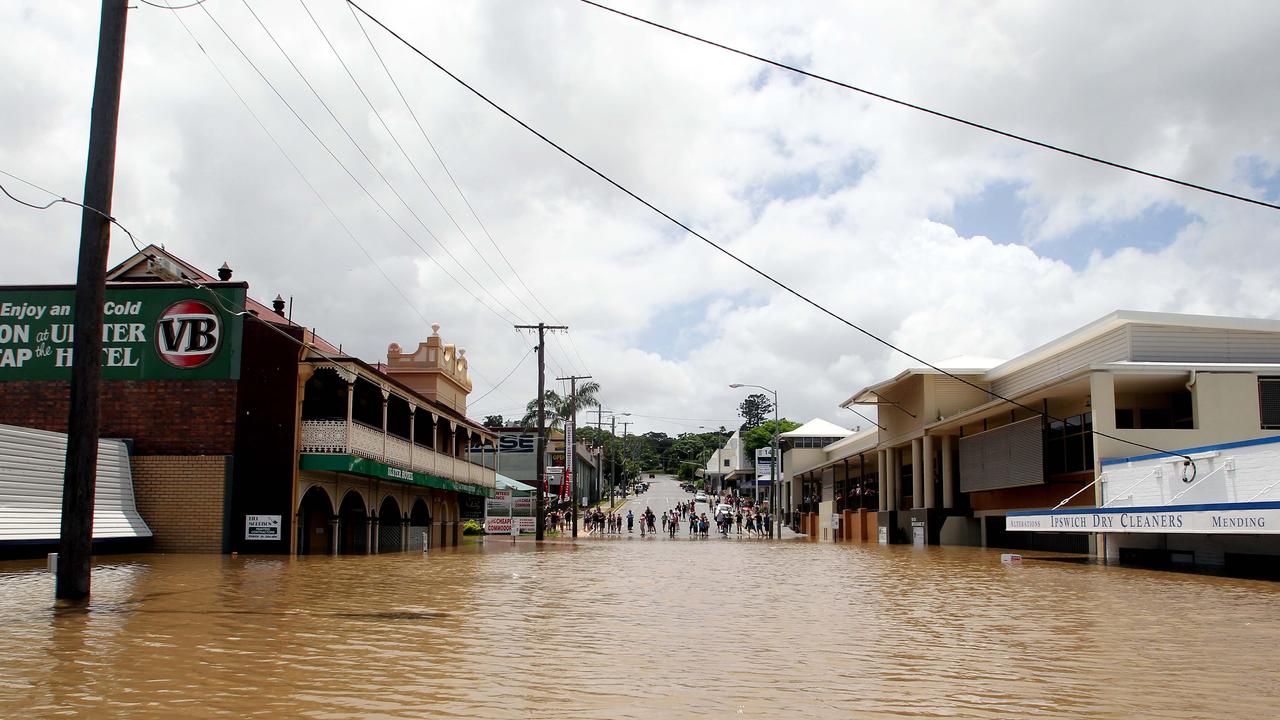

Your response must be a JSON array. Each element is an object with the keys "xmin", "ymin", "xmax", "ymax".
[
  {"xmin": 298, "ymin": 486, "xmax": 333, "ymax": 555},
  {"xmin": 378, "ymin": 496, "xmax": 403, "ymax": 553},
  {"xmin": 338, "ymin": 490, "xmax": 368, "ymax": 555},
  {"xmin": 409, "ymin": 498, "xmax": 431, "ymax": 551}
]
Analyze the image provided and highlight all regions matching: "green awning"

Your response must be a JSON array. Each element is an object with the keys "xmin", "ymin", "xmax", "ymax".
[{"xmin": 300, "ymin": 454, "xmax": 494, "ymax": 497}]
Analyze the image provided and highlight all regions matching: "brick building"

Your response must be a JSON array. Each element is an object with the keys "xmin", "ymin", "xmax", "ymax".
[{"xmin": 0, "ymin": 245, "xmax": 495, "ymax": 555}]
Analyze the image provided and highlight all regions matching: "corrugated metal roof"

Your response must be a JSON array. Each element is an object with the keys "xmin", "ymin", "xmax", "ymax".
[{"xmin": 0, "ymin": 424, "xmax": 152, "ymax": 542}]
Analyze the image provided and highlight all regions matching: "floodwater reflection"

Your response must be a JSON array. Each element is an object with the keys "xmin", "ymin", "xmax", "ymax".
[{"xmin": 1, "ymin": 537, "xmax": 1278, "ymax": 718}]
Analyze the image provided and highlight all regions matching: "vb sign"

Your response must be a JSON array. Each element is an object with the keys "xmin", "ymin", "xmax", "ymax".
[{"xmin": 156, "ymin": 300, "xmax": 221, "ymax": 368}]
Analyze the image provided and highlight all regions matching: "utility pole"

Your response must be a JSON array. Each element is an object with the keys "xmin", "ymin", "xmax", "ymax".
[
  {"xmin": 555, "ymin": 374, "xmax": 591, "ymax": 538},
  {"xmin": 515, "ymin": 323, "xmax": 566, "ymax": 541},
  {"xmin": 620, "ymin": 421, "xmax": 633, "ymax": 497},
  {"xmin": 595, "ymin": 407, "xmax": 604, "ymax": 505},
  {"xmin": 58, "ymin": 0, "xmax": 129, "ymax": 604},
  {"xmin": 609, "ymin": 415, "xmax": 617, "ymax": 504}
]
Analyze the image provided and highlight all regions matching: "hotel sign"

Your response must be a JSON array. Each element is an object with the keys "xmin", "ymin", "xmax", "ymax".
[
  {"xmin": 0, "ymin": 285, "xmax": 245, "ymax": 380},
  {"xmin": 1007, "ymin": 502, "xmax": 1280, "ymax": 534}
]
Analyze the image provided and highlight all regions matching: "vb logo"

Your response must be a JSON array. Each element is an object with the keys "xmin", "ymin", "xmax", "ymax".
[{"xmin": 156, "ymin": 300, "xmax": 221, "ymax": 368}]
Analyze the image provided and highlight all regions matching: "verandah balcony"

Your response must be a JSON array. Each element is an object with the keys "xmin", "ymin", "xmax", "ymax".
[{"xmin": 300, "ymin": 419, "xmax": 496, "ymax": 490}]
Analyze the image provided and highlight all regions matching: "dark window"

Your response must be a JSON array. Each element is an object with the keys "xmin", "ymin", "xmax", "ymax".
[
  {"xmin": 1116, "ymin": 390, "xmax": 1193, "ymax": 430},
  {"xmin": 1044, "ymin": 412, "xmax": 1093, "ymax": 476},
  {"xmin": 1262, "ymin": 378, "xmax": 1280, "ymax": 429}
]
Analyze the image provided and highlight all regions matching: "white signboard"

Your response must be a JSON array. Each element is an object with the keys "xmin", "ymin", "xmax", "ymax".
[
  {"xmin": 486, "ymin": 490, "xmax": 512, "ymax": 515},
  {"xmin": 485, "ymin": 516, "xmax": 513, "ymax": 534},
  {"xmin": 513, "ymin": 496, "xmax": 534, "ymax": 514},
  {"xmin": 245, "ymin": 514, "xmax": 281, "ymax": 541},
  {"xmin": 1007, "ymin": 504, "xmax": 1280, "ymax": 534},
  {"xmin": 515, "ymin": 516, "xmax": 536, "ymax": 533}
]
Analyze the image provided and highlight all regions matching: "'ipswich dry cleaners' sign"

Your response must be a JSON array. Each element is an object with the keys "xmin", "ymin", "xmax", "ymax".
[
  {"xmin": 0, "ymin": 285, "xmax": 245, "ymax": 381},
  {"xmin": 1006, "ymin": 502, "xmax": 1280, "ymax": 535}
]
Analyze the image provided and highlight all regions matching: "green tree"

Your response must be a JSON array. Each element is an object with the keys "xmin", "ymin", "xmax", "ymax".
[
  {"xmin": 742, "ymin": 419, "xmax": 801, "ymax": 459},
  {"xmin": 481, "ymin": 414, "xmax": 505, "ymax": 428},
  {"xmin": 738, "ymin": 393, "xmax": 773, "ymax": 430},
  {"xmin": 519, "ymin": 381, "xmax": 601, "ymax": 431},
  {"xmin": 520, "ymin": 390, "xmax": 563, "ymax": 430}
]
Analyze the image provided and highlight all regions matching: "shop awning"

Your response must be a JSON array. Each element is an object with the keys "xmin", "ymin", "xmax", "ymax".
[
  {"xmin": 300, "ymin": 454, "xmax": 494, "ymax": 497},
  {"xmin": 496, "ymin": 474, "xmax": 535, "ymax": 492},
  {"xmin": 0, "ymin": 423, "xmax": 152, "ymax": 542}
]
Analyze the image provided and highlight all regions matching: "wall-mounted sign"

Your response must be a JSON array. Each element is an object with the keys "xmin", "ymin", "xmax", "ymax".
[
  {"xmin": 0, "ymin": 285, "xmax": 245, "ymax": 380},
  {"xmin": 460, "ymin": 493, "xmax": 485, "ymax": 519},
  {"xmin": 498, "ymin": 434, "xmax": 536, "ymax": 453},
  {"xmin": 245, "ymin": 514, "xmax": 282, "ymax": 541},
  {"xmin": 1007, "ymin": 502, "xmax": 1280, "ymax": 534}
]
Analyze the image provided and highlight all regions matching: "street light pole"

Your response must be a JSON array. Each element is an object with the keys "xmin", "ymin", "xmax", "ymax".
[
  {"xmin": 730, "ymin": 383, "xmax": 781, "ymax": 538},
  {"xmin": 771, "ymin": 389, "xmax": 780, "ymax": 539}
]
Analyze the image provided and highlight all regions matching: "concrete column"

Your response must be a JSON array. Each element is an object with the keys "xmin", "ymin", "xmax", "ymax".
[
  {"xmin": 877, "ymin": 450, "xmax": 887, "ymax": 512},
  {"xmin": 911, "ymin": 438, "xmax": 923, "ymax": 509},
  {"xmin": 380, "ymin": 389, "xmax": 389, "ymax": 460},
  {"xmin": 890, "ymin": 447, "xmax": 901, "ymax": 511},
  {"xmin": 370, "ymin": 517, "xmax": 380, "ymax": 554},
  {"xmin": 884, "ymin": 448, "xmax": 893, "ymax": 511},
  {"xmin": 922, "ymin": 434, "xmax": 936, "ymax": 509},
  {"xmin": 408, "ymin": 407, "xmax": 416, "ymax": 468},
  {"xmin": 401, "ymin": 518, "xmax": 409, "ymax": 551},
  {"xmin": 942, "ymin": 434, "xmax": 955, "ymax": 509},
  {"xmin": 366, "ymin": 516, "xmax": 374, "ymax": 555},
  {"xmin": 329, "ymin": 516, "xmax": 339, "ymax": 555}
]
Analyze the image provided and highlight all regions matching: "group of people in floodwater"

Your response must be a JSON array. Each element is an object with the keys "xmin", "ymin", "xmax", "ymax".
[{"xmin": 581, "ymin": 495, "xmax": 773, "ymax": 539}]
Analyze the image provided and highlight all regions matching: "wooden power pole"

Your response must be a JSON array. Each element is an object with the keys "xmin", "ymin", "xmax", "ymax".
[
  {"xmin": 515, "ymin": 323, "xmax": 566, "ymax": 541},
  {"xmin": 58, "ymin": 0, "xmax": 130, "ymax": 603}
]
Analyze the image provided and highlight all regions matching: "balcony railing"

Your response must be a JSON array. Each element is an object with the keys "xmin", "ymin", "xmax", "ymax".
[{"xmin": 300, "ymin": 419, "xmax": 495, "ymax": 491}]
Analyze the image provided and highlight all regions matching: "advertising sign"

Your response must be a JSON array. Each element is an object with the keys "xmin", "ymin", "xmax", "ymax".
[
  {"xmin": 1006, "ymin": 503, "xmax": 1280, "ymax": 534},
  {"xmin": 515, "ymin": 516, "xmax": 536, "ymax": 533},
  {"xmin": 486, "ymin": 490, "xmax": 512, "ymax": 515},
  {"xmin": 497, "ymin": 434, "xmax": 536, "ymax": 453},
  {"xmin": 0, "ymin": 285, "xmax": 245, "ymax": 381},
  {"xmin": 460, "ymin": 493, "xmax": 485, "ymax": 520},
  {"xmin": 564, "ymin": 419, "xmax": 574, "ymax": 497},
  {"xmin": 485, "ymin": 516, "xmax": 513, "ymax": 534},
  {"xmin": 245, "ymin": 515, "xmax": 282, "ymax": 541},
  {"xmin": 513, "ymin": 496, "xmax": 534, "ymax": 515}
]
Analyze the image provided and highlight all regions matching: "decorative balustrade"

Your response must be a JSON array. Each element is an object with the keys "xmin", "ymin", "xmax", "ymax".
[{"xmin": 300, "ymin": 420, "xmax": 495, "ymax": 490}]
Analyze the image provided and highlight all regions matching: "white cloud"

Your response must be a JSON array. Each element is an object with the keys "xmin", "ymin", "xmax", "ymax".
[{"xmin": 2, "ymin": 1, "xmax": 1278, "ymax": 435}]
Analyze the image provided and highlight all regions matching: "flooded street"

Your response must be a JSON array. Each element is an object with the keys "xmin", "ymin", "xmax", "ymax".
[{"xmin": 2, "ymin": 477, "xmax": 1279, "ymax": 719}]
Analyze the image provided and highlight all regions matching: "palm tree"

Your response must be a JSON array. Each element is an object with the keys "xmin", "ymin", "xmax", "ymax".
[
  {"xmin": 520, "ymin": 390, "xmax": 564, "ymax": 431},
  {"xmin": 519, "ymin": 381, "xmax": 601, "ymax": 431},
  {"xmin": 560, "ymin": 380, "xmax": 600, "ymax": 424}
]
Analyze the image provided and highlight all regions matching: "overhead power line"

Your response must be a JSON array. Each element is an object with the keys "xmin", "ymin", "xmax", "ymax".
[
  {"xmin": 578, "ymin": 0, "xmax": 1280, "ymax": 213},
  {"xmin": 162, "ymin": 7, "xmax": 516, "ymax": 394},
  {"xmin": 346, "ymin": 0, "xmax": 1196, "ymax": 465},
  {"xmin": 469, "ymin": 344, "xmax": 536, "ymax": 407},
  {"xmin": 194, "ymin": 0, "xmax": 521, "ymax": 326},
  {"xmin": 234, "ymin": 0, "xmax": 527, "ymax": 323},
  {"xmin": 300, "ymin": 0, "xmax": 541, "ymax": 323},
  {"xmin": 344, "ymin": 2, "xmax": 594, "ymax": 377},
  {"xmin": 1, "ymin": 172, "xmax": 143, "ymax": 253}
]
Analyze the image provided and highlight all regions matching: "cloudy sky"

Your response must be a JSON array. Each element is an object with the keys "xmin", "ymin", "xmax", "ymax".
[{"xmin": 3, "ymin": 1, "xmax": 1279, "ymax": 435}]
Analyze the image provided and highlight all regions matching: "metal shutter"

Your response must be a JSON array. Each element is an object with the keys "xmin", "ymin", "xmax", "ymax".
[{"xmin": 959, "ymin": 416, "xmax": 1045, "ymax": 492}]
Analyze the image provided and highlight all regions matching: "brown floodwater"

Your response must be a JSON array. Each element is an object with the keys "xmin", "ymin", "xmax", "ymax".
[{"xmin": 1, "ymin": 519, "xmax": 1279, "ymax": 718}]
